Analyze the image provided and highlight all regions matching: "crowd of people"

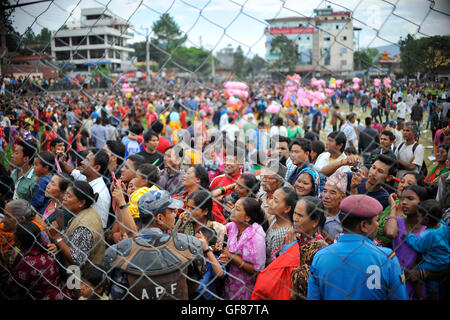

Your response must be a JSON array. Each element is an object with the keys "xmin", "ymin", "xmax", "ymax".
[{"xmin": 0, "ymin": 75, "xmax": 448, "ymax": 301}]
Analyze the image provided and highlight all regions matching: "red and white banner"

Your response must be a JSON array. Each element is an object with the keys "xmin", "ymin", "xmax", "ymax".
[{"xmin": 269, "ymin": 27, "xmax": 315, "ymax": 35}]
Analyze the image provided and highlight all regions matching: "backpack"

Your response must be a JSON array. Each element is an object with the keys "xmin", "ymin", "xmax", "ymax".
[
  {"xmin": 106, "ymin": 232, "xmax": 204, "ymax": 300},
  {"xmin": 396, "ymin": 142, "xmax": 428, "ymax": 179}
]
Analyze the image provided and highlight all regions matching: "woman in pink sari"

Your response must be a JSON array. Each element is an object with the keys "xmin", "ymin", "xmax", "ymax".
[{"xmin": 219, "ymin": 197, "xmax": 266, "ymax": 300}]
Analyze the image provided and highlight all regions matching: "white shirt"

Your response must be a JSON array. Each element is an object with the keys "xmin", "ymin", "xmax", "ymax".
[
  {"xmin": 89, "ymin": 177, "xmax": 111, "ymax": 229},
  {"xmin": 370, "ymin": 98, "xmax": 378, "ymax": 109},
  {"xmin": 394, "ymin": 129, "xmax": 403, "ymax": 148},
  {"xmin": 396, "ymin": 101, "xmax": 407, "ymax": 119},
  {"xmin": 341, "ymin": 122, "xmax": 357, "ymax": 149},
  {"xmin": 71, "ymin": 170, "xmax": 111, "ymax": 229},
  {"xmin": 394, "ymin": 142, "xmax": 424, "ymax": 178},
  {"xmin": 220, "ymin": 113, "xmax": 229, "ymax": 131},
  {"xmin": 224, "ymin": 123, "xmax": 240, "ymax": 141},
  {"xmin": 269, "ymin": 126, "xmax": 288, "ymax": 138}
]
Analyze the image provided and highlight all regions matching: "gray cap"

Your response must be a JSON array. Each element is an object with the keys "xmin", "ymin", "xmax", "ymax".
[
  {"xmin": 261, "ymin": 159, "xmax": 287, "ymax": 180},
  {"xmin": 138, "ymin": 190, "xmax": 184, "ymax": 217}
]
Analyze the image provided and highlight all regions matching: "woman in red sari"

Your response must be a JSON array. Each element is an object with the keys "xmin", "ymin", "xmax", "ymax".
[{"xmin": 251, "ymin": 196, "xmax": 327, "ymax": 300}]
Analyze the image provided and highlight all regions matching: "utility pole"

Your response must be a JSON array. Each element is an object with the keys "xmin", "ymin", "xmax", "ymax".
[
  {"xmin": 0, "ymin": 6, "xmax": 6, "ymax": 78},
  {"xmin": 145, "ymin": 27, "xmax": 150, "ymax": 87},
  {"xmin": 211, "ymin": 49, "xmax": 215, "ymax": 85}
]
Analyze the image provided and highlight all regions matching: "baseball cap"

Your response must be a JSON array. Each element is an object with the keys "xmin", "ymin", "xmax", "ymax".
[
  {"xmin": 389, "ymin": 120, "xmax": 397, "ymax": 126},
  {"xmin": 138, "ymin": 190, "xmax": 184, "ymax": 217}
]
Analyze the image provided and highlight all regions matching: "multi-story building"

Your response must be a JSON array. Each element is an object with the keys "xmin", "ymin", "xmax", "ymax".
[
  {"xmin": 265, "ymin": 6, "xmax": 355, "ymax": 76},
  {"xmin": 51, "ymin": 8, "xmax": 134, "ymax": 73}
]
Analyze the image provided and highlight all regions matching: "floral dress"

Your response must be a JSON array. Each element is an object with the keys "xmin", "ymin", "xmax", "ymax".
[{"xmin": 223, "ymin": 222, "xmax": 266, "ymax": 300}]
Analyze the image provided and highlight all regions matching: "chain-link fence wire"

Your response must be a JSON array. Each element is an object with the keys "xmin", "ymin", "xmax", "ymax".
[{"xmin": 0, "ymin": 0, "xmax": 449, "ymax": 300}]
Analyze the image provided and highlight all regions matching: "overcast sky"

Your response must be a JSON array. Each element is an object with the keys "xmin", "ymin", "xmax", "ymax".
[{"xmin": 11, "ymin": 0, "xmax": 450, "ymax": 58}]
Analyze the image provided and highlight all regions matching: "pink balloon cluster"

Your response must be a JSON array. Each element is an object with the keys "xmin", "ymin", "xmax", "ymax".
[
  {"xmin": 311, "ymin": 78, "xmax": 326, "ymax": 88},
  {"xmin": 383, "ymin": 77, "xmax": 392, "ymax": 89},
  {"xmin": 373, "ymin": 78, "xmax": 381, "ymax": 87},
  {"xmin": 283, "ymin": 74, "xmax": 302, "ymax": 102},
  {"xmin": 266, "ymin": 101, "xmax": 282, "ymax": 114},
  {"xmin": 296, "ymin": 88, "xmax": 326, "ymax": 107},
  {"xmin": 224, "ymin": 81, "xmax": 249, "ymax": 98},
  {"xmin": 335, "ymin": 79, "xmax": 344, "ymax": 88},
  {"xmin": 122, "ymin": 83, "xmax": 134, "ymax": 92}
]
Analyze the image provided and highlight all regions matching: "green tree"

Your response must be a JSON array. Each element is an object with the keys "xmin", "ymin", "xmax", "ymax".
[
  {"xmin": 270, "ymin": 35, "xmax": 298, "ymax": 73},
  {"xmin": 354, "ymin": 48, "xmax": 378, "ymax": 70},
  {"xmin": 399, "ymin": 34, "xmax": 450, "ymax": 78},
  {"xmin": 172, "ymin": 46, "xmax": 211, "ymax": 75},
  {"xmin": 36, "ymin": 27, "xmax": 51, "ymax": 47},
  {"xmin": 232, "ymin": 45, "xmax": 245, "ymax": 78},
  {"xmin": 243, "ymin": 54, "xmax": 267, "ymax": 78},
  {"xmin": 150, "ymin": 13, "xmax": 187, "ymax": 66}
]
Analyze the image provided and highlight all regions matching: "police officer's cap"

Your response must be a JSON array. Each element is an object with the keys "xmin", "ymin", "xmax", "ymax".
[
  {"xmin": 138, "ymin": 190, "xmax": 184, "ymax": 217},
  {"xmin": 339, "ymin": 194, "xmax": 383, "ymax": 218}
]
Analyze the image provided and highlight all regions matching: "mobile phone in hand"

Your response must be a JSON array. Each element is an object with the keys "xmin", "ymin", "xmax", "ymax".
[
  {"xmin": 55, "ymin": 209, "xmax": 65, "ymax": 231},
  {"xmin": 111, "ymin": 171, "xmax": 118, "ymax": 186}
]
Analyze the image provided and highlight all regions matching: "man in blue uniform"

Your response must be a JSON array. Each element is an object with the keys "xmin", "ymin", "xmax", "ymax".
[{"xmin": 307, "ymin": 194, "xmax": 409, "ymax": 300}]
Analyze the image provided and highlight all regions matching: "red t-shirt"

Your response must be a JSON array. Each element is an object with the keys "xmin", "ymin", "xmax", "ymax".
[
  {"xmin": 210, "ymin": 172, "xmax": 241, "ymax": 224},
  {"xmin": 180, "ymin": 110, "xmax": 187, "ymax": 129}
]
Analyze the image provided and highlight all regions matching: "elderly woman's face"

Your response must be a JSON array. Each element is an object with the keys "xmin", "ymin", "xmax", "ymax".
[
  {"xmin": 292, "ymin": 200, "xmax": 317, "ymax": 236},
  {"xmin": 62, "ymin": 187, "xmax": 84, "ymax": 214},
  {"xmin": 2, "ymin": 205, "xmax": 19, "ymax": 233}
]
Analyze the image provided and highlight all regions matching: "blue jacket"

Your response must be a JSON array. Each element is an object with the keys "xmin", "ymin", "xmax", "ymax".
[
  {"xmin": 405, "ymin": 221, "xmax": 450, "ymax": 272},
  {"xmin": 308, "ymin": 234, "xmax": 408, "ymax": 300}
]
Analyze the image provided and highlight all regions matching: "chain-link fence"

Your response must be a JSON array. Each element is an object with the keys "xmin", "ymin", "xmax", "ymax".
[{"xmin": 0, "ymin": 0, "xmax": 449, "ymax": 303}]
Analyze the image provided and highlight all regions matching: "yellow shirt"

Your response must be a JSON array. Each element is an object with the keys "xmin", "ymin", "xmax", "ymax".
[{"xmin": 128, "ymin": 185, "xmax": 160, "ymax": 218}]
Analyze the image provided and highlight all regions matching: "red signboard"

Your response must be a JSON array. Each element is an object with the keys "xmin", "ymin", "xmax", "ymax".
[{"xmin": 269, "ymin": 27, "xmax": 315, "ymax": 35}]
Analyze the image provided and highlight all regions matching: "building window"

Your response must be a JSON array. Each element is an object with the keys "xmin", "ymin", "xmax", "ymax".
[
  {"xmin": 324, "ymin": 48, "xmax": 331, "ymax": 65},
  {"xmin": 73, "ymin": 50, "xmax": 87, "ymax": 59},
  {"xmin": 341, "ymin": 60, "xmax": 347, "ymax": 65},
  {"xmin": 89, "ymin": 35, "xmax": 105, "ymax": 45},
  {"xmin": 72, "ymin": 36, "xmax": 87, "ymax": 46},
  {"xmin": 324, "ymin": 36, "xmax": 331, "ymax": 41},
  {"xmin": 341, "ymin": 48, "xmax": 347, "ymax": 54},
  {"xmin": 90, "ymin": 49, "xmax": 105, "ymax": 59},
  {"xmin": 298, "ymin": 36, "xmax": 302, "ymax": 41},
  {"xmin": 306, "ymin": 36, "xmax": 310, "ymax": 40},
  {"xmin": 340, "ymin": 36, "xmax": 347, "ymax": 41},
  {"xmin": 55, "ymin": 51, "xmax": 70, "ymax": 60},
  {"xmin": 55, "ymin": 37, "xmax": 70, "ymax": 47}
]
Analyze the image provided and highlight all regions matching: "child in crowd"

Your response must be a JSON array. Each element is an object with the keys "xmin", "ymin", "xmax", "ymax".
[
  {"xmin": 405, "ymin": 200, "xmax": 450, "ymax": 300},
  {"xmin": 192, "ymin": 227, "xmax": 226, "ymax": 300},
  {"xmin": 79, "ymin": 264, "xmax": 109, "ymax": 300},
  {"xmin": 31, "ymin": 151, "xmax": 55, "ymax": 215}
]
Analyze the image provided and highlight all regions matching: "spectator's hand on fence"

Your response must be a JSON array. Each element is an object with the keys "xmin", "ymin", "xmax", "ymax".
[
  {"xmin": 47, "ymin": 243, "xmax": 58, "ymax": 255},
  {"xmin": 112, "ymin": 180, "xmax": 126, "ymax": 207},
  {"xmin": 218, "ymin": 247, "xmax": 231, "ymax": 264},
  {"xmin": 47, "ymin": 221, "xmax": 62, "ymax": 242},
  {"xmin": 388, "ymin": 193, "xmax": 399, "ymax": 208},
  {"xmin": 350, "ymin": 167, "xmax": 366, "ymax": 192},
  {"xmin": 282, "ymin": 228, "xmax": 296, "ymax": 246},
  {"xmin": 112, "ymin": 231, "xmax": 128, "ymax": 244}
]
